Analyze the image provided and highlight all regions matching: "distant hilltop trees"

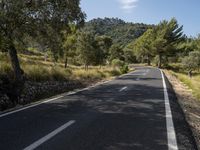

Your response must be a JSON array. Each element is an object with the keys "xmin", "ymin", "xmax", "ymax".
[{"xmin": 83, "ymin": 17, "xmax": 153, "ymax": 47}]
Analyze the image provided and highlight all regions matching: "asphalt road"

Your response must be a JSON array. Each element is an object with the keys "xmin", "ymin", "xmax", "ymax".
[{"xmin": 0, "ymin": 67, "xmax": 197, "ymax": 150}]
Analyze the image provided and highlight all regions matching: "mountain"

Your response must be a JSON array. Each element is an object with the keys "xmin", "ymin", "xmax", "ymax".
[{"xmin": 83, "ymin": 17, "xmax": 154, "ymax": 47}]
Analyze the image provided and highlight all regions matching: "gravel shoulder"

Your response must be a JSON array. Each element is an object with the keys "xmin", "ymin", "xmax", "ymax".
[{"xmin": 165, "ymin": 71, "xmax": 200, "ymax": 149}]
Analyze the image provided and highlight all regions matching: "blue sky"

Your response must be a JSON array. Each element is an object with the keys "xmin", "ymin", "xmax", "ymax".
[{"xmin": 81, "ymin": 0, "xmax": 200, "ymax": 37}]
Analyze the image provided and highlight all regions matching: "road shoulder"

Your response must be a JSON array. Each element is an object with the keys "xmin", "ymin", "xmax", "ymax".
[{"xmin": 164, "ymin": 70, "xmax": 200, "ymax": 149}]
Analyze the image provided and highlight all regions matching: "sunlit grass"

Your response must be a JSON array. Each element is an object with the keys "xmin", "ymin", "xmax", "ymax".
[
  {"xmin": 72, "ymin": 67, "xmax": 121, "ymax": 81},
  {"xmin": 0, "ymin": 52, "xmax": 122, "ymax": 82},
  {"xmin": 168, "ymin": 70, "xmax": 200, "ymax": 100}
]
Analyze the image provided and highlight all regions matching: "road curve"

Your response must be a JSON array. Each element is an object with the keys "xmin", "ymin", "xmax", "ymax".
[{"xmin": 0, "ymin": 67, "xmax": 197, "ymax": 150}]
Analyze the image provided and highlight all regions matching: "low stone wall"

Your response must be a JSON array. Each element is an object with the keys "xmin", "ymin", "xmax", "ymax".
[{"xmin": 0, "ymin": 80, "xmax": 84, "ymax": 111}]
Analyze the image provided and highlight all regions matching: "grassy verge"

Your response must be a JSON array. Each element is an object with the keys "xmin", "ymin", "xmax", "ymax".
[
  {"xmin": 166, "ymin": 69, "xmax": 200, "ymax": 100},
  {"xmin": 0, "ymin": 52, "xmax": 122, "ymax": 83}
]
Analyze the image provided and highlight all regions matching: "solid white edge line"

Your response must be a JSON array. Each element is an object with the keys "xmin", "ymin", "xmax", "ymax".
[
  {"xmin": 23, "ymin": 120, "xmax": 75, "ymax": 150},
  {"xmin": 0, "ymin": 96, "xmax": 63, "ymax": 118},
  {"xmin": 160, "ymin": 70, "xmax": 178, "ymax": 150},
  {"xmin": 0, "ymin": 78, "xmax": 113, "ymax": 118}
]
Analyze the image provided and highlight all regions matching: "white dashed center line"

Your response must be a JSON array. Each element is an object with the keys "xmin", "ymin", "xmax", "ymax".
[
  {"xmin": 23, "ymin": 120, "xmax": 76, "ymax": 150},
  {"xmin": 136, "ymin": 78, "xmax": 140, "ymax": 81},
  {"xmin": 119, "ymin": 86, "xmax": 128, "ymax": 92}
]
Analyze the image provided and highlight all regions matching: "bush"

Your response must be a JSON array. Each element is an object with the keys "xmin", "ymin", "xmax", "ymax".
[
  {"xmin": 0, "ymin": 52, "xmax": 9, "ymax": 62},
  {"xmin": 182, "ymin": 51, "xmax": 200, "ymax": 71},
  {"xmin": 24, "ymin": 65, "xmax": 51, "ymax": 81},
  {"xmin": 120, "ymin": 64, "xmax": 129, "ymax": 74},
  {"xmin": 50, "ymin": 67, "xmax": 71, "ymax": 81},
  {"xmin": 73, "ymin": 69, "xmax": 103, "ymax": 81},
  {"xmin": 111, "ymin": 59, "xmax": 124, "ymax": 68},
  {"xmin": 109, "ymin": 69, "xmax": 121, "ymax": 76}
]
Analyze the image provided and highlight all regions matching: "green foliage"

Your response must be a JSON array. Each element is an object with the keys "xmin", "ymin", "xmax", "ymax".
[
  {"xmin": 109, "ymin": 69, "xmax": 121, "ymax": 76},
  {"xmin": 76, "ymin": 32, "xmax": 113, "ymax": 67},
  {"xmin": 168, "ymin": 70, "xmax": 200, "ymax": 100},
  {"xmin": 111, "ymin": 59, "xmax": 124, "ymax": 68},
  {"xmin": 123, "ymin": 48, "xmax": 137, "ymax": 63},
  {"xmin": 153, "ymin": 18, "xmax": 184, "ymax": 67},
  {"xmin": 130, "ymin": 18, "xmax": 184, "ymax": 67},
  {"xmin": 132, "ymin": 29, "xmax": 154, "ymax": 64},
  {"xmin": 83, "ymin": 18, "xmax": 152, "ymax": 47},
  {"xmin": 94, "ymin": 35, "xmax": 113, "ymax": 65},
  {"xmin": 77, "ymin": 32, "xmax": 96, "ymax": 67},
  {"xmin": 182, "ymin": 51, "xmax": 200, "ymax": 71},
  {"xmin": 120, "ymin": 64, "xmax": 129, "ymax": 74},
  {"xmin": 63, "ymin": 24, "xmax": 78, "ymax": 67},
  {"xmin": 0, "ymin": 0, "xmax": 85, "ymax": 83},
  {"xmin": 111, "ymin": 58, "xmax": 129, "ymax": 74},
  {"xmin": 109, "ymin": 44, "xmax": 124, "ymax": 62}
]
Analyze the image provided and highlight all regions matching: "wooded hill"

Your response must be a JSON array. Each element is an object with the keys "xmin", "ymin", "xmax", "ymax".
[{"xmin": 83, "ymin": 18, "xmax": 153, "ymax": 47}]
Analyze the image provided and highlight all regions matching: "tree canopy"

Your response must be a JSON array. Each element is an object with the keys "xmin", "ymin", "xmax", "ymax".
[
  {"xmin": 130, "ymin": 18, "xmax": 184, "ymax": 67},
  {"xmin": 83, "ymin": 17, "xmax": 153, "ymax": 47},
  {"xmin": 0, "ymin": 0, "xmax": 85, "ymax": 81}
]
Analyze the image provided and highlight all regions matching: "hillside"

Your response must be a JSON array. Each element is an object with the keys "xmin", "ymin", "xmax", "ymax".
[{"xmin": 83, "ymin": 18, "xmax": 153, "ymax": 47}]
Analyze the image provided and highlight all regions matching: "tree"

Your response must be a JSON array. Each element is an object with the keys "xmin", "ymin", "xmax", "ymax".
[
  {"xmin": 109, "ymin": 44, "xmax": 124, "ymax": 63},
  {"xmin": 182, "ymin": 51, "xmax": 200, "ymax": 77},
  {"xmin": 0, "ymin": 0, "xmax": 85, "ymax": 78},
  {"xmin": 152, "ymin": 18, "xmax": 184, "ymax": 68},
  {"xmin": 77, "ymin": 32, "xmax": 96, "ymax": 70},
  {"xmin": 0, "ymin": 0, "xmax": 85, "ymax": 103},
  {"xmin": 94, "ymin": 36, "xmax": 112, "ymax": 66},
  {"xmin": 133, "ymin": 29, "xmax": 154, "ymax": 65},
  {"xmin": 83, "ymin": 18, "xmax": 152, "ymax": 47},
  {"xmin": 176, "ymin": 37, "xmax": 196, "ymax": 56},
  {"xmin": 123, "ymin": 48, "xmax": 136, "ymax": 64},
  {"xmin": 63, "ymin": 24, "xmax": 78, "ymax": 68}
]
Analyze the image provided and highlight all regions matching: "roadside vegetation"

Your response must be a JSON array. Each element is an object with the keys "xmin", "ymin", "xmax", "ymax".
[
  {"xmin": 1, "ymin": 0, "xmax": 200, "ymax": 108},
  {"xmin": 166, "ymin": 63, "xmax": 200, "ymax": 100},
  {"xmin": 0, "ymin": 1, "xmax": 130, "ymax": 108},
  {"xmin": 125, "ymin": 17, "xmax": 200, "ymax": 101},
  {"xmin": 0, "ymin": 52, "xmax": 121, "ymax": 82}
]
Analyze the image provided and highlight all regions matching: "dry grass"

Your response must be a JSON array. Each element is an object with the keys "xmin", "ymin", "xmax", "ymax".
[
  {"xmin": 168, "ymin": 70, "xmax": 200, "ymax": 100},
  {"xmin": 72, "ymin": 67, "xmax": 121, "ymax": 81},
  {"xmin": 0, "ymin": 52, "xmax": 121, "ymax": 82}
]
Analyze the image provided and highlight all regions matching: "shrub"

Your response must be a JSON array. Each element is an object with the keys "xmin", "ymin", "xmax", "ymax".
[
  {"xmin": 50, "ymin": 67, "xmax": 71, "ymax": 81},
  {"xmin": 111, "ymin": 59, "xmax": 124, "ymax": 68},
  {"xmin": 24, "ymin": 65, "xmax": 51, "ymax": 81},
  {"xmin": 73, "ymin": 69, "xmax": 102, "ymax": 81},
  {"xmin": 120, "ymin": 64, "xmax": 129, "ymax": 74},
  {"xmin": 109, "ymin": 69, "xmax": 121, "ymax": 76},
  {"xmin": 182, "ymin": 51, "xmax": 200, "ymax": 72},
  {"xmin": 0, "ymin": 62, "xmax": 12, "ymax": 75}
]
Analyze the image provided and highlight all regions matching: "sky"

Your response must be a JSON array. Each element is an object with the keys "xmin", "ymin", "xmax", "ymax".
[{"xmin": 81, "ymin": 0, "xmax": 200, "ymax": 37}]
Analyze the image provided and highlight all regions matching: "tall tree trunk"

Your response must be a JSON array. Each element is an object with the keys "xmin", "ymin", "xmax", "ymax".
[
  {"xmin": 8, "ymin": 44, "xmax": 24, "ymax": 104},
  {"xmin": 147, "ymin": 54, "xmax": 151, "ymax": 66},
  {"xmin": 188, "ymin": 70, "xmax": 192, "ymax": 78},
  {"xmin": 86, "ymin": 65, "xmax": 88, "ymax": 71},
  {"xmin": 8, "ymin": 44, "xmax": 23, "ymax": 81},
  {"xmin": 64, "ymin": 58, "xmax": 68, "ymax": 68},
  {"xmin": 158, "ymin": 54, "xmax": 162, "ymax": 68}
]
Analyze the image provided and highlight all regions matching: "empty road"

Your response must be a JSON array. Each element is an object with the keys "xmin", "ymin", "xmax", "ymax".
[{"xmin": 0, "ymin": 67, "xmax": 197, "ymax": 150}]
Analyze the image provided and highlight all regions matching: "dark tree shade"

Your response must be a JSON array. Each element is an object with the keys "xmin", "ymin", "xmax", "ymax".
[
  {"xmin": 0, "ymin": 0, "xmax": 85, "ymax": 103},
  {"xmin": 0, "ymin": 0, "xmax": 85, "ymax": 81}
]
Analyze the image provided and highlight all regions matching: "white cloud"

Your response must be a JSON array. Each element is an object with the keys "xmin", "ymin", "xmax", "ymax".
[{"xmin": 118, "ymin": 0, "xmax": 138, "ymax": 13}]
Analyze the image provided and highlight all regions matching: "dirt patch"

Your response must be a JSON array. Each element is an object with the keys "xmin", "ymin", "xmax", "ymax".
[{"xmin": 165, "ymin": 71, "xmax": 200, "ymax": 149}]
